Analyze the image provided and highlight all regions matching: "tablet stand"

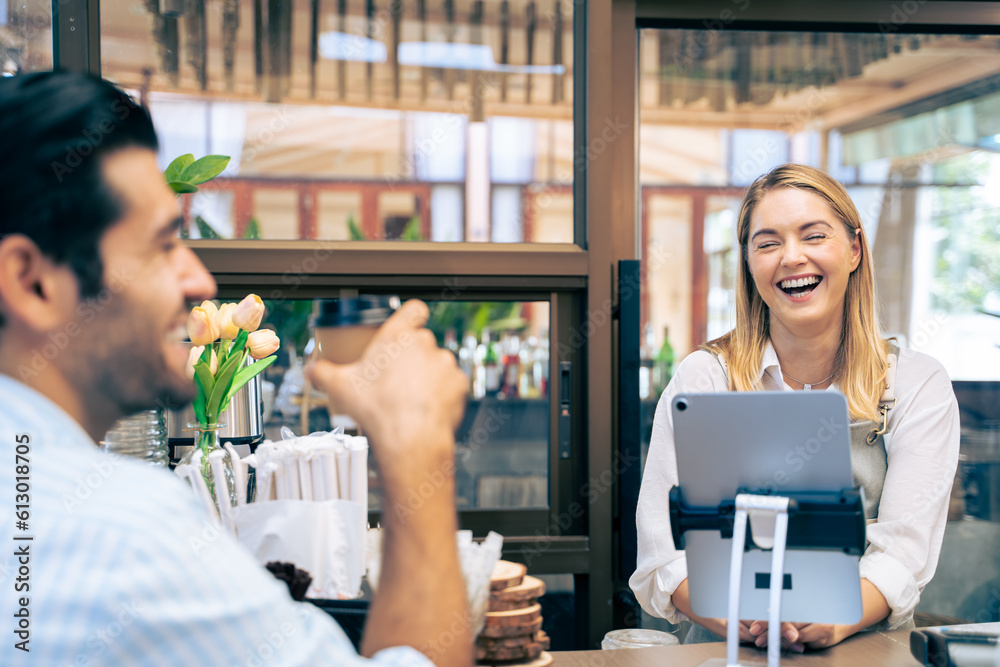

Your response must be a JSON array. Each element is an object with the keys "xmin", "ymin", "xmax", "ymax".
[{"xmin": 669, "ymin": 486, "xmax": 866, "ymax": 667}]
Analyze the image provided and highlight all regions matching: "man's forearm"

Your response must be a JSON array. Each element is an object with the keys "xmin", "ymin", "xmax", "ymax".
[{"xmin": 361, "ymin": 443, "xmax": 472, "ymax": 667}]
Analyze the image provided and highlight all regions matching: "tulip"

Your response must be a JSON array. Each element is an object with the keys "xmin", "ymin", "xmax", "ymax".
[
  {"xmin": 185, "ymin": 345, "xmax": 205, "ymax": 380},
  {"xmin": 216, "ymin": 302, "xmax": 240, "ymax": 340},
  {"xmin": 199, "ymin": 299, "xmax": 219, "ymax": 323},
  {"xmin": 232, "ymin": 294, "xmax": 265, "ymax": 332},
  {"xmin": 209, "ymin": 348, "xmax": 219, "ymax": 375},
  {"xmin": 187, "ymin": 306, "xmax": 219, "ymax": 346},
  {"xmin": 247, "ymin": 329, "xmax": 280, "ymax": 360}
]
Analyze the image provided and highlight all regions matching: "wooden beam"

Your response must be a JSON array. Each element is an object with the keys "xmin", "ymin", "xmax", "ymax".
[{"xmin": 690, "ymin": 194, "xmax": 707, "ymax": 349}]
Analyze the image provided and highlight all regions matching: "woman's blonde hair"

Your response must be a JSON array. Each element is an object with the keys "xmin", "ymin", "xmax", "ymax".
[{"xmin": 702, "ymin": 164, "xmax": 888, "ymax": 422}]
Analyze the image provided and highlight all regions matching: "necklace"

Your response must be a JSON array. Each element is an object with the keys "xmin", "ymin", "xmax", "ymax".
[{"xmin": 781, "ymin": 369, "xmax": 835, "ymax": 391}]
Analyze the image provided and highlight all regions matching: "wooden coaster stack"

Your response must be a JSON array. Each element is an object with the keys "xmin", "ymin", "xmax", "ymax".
[{"xmin": 476, "ymin": 561, "xmax": 552, "ymax": 667}]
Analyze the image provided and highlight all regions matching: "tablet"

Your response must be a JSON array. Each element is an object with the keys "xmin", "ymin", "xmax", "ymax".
[{"xmin": 672, "ymin": 391, "xmax": 863, "ymax": 624}]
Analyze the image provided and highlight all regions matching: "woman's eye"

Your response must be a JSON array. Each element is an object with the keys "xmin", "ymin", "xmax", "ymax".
[
  {"xmin": 163, "ymin": 241, "xmax": 177, "ymax": 253},
  {"xmin": 757, "ymin": 242, "xmax": 777, "ymax": 250},
  {"xmin": 805, "ymin": 234, "xmax": 826, "ymax": 241}
]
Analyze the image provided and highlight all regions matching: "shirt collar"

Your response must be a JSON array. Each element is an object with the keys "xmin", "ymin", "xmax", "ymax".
[{"xmin": 761, "ymin": 341, "xmax": 784, "ymax": 386}]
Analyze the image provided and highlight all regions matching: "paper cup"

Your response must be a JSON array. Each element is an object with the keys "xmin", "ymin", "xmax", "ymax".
[{"xmin": 312, "ymin": 296, "xmax": 400, "ymax": 364}]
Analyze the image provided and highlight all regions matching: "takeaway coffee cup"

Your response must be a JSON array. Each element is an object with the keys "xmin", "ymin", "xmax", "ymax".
[{"xmin": 312, "ymin": 295, "xmax": 400, "ymax": 364}]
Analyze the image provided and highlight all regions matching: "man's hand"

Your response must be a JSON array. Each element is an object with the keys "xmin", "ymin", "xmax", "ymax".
[
  {"xmin": 306, "ymin": 299, "xmax": 468, "ymax": 500},
  {"xmin": 306, "ymin": 299, "xmax": 472, "ymax": 667}
]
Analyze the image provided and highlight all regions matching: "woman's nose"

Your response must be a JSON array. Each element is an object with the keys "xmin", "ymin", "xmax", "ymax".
[{"xmin": 780, "ymin": 240, "xmax": 806, "ymax": 267}]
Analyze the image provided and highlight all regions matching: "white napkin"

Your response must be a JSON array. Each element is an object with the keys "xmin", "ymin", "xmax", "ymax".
[{"xmin": 233, "ymin": 499, "xmax": 365, "ymax": 599}]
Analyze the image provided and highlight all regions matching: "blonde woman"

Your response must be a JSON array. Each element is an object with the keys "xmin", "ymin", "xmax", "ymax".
[{"xmin": 630, "ymin": 164, "xmax": 959, "ymax": 651}]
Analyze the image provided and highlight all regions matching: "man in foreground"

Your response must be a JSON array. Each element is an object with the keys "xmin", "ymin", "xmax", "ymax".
[{"xmin": 0, "ymin": 71, "xmax": 471, "ymax": 666}]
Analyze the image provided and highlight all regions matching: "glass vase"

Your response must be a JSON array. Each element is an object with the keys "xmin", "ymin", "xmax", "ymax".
[{"xmin": 178, "ymin": 423, "xmax": 238, "ymax": 510}]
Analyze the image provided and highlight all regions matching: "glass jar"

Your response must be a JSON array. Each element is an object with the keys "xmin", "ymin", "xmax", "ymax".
[
  {"xmin": 102, "ymin": 409, "xmax": 169, "ymax": 466},
  {"xmin": 601, "ymin": 628, "xmax": 680, "ymax": 650}
]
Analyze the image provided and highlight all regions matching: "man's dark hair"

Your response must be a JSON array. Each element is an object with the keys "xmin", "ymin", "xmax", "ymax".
[{"xmin": 0, "ymin": 71, "xmax": 159, "ymax": 308}]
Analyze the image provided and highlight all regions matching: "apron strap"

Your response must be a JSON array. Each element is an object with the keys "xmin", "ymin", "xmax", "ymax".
[{"xmin": 867, "ymin": 342, "xmax": 900, "ymax": 445}]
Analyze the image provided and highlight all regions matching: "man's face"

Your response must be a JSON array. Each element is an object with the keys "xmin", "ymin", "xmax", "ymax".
[{"xmin": 61, "ymin": 147, "xmax": 216, "ymax": 415}]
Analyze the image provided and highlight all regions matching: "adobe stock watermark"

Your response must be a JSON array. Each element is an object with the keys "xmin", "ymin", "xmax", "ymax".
[
  {"xmin": 235, "ymin": 606, "xmax": 312, "ymax": 667},
  {"xmin": 50, "ymin": 100, "xmax": 135, "ymax": 182},
  {"xmin": 670, "ymin": 0, "xmax": 752, "ymax": 74},
  {"xmin": 521, "ymin": 450, "xmax": 641, "ymax": 567},
  {"xmin": 877, "ymin": 0, "xmax": 929, "ymax": 34},
  {"xmin": 383, "ymin": 73, "xmax": 502, "ymax": 190},
  {"xmin": 424, "ymin": 609, "xmax": 478, "ymax": 663},
  {"xmin": 17, "ymin": 267, "xmax": 135, "ymax": 382},
  {"xmin": 61, "ymin": 454, "xmax": 128, "ymax": 513},
  {"xmin": 241, "ymin": 107, "xmax": 296, "ymax": 167},
  {"xmin": 396, "ymin": 404, "xmax": 512, "ymax": 522},
  {"xmin": 71, "ymin": 598, "xmax": 148, "ymax": 666}
]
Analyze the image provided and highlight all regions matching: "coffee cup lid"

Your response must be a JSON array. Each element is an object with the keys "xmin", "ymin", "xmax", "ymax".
[{"xmin": 312, "ymin": 295, "xmax": 400, "ymax": 327}]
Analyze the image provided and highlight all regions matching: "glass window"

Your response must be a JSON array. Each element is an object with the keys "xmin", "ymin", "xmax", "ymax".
[
  {"xmin": 2, "ymin": 0, "xmax": 51, "ymax": 74},
  {"xmin": 255, "ymin": 298, "xmax": 550, "ymax": 512},
  {"xmin": 638, "ymin": 26, "xmax": 1000, "ymax": 630},
  {"xmin": 100, "ymin": 0, "xmax": 574, "ymax": 243}
]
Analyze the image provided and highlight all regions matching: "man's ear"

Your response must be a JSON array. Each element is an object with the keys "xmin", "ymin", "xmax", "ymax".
[{"xmin": 0, "ymin": 234, "xmax": 80, "ymax": 332}]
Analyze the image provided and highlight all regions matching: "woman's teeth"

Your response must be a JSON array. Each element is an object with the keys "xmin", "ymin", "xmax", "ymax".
[{"xmin": 780, "ymin": 276, "xmax": 821, "ymax": 295}]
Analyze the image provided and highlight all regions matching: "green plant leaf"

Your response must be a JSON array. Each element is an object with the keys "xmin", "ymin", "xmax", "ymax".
[
  {"xmin": 192, "ymin": 362, "xmax": 214, "ymax": 425},
  {"xmin": 243, "ymin": 217, "xmax": 262, "ymax": 240},
  {"xmin": 169, "ymin": 181, "xmax": 199, "ymax": 194},
  {"xmin": 223, "ymin": 356, "xmax": 277, "ymax": 407},
  {"xmin": 195, "ymin": 215, "xmax": 221, "ymax": 239},
  {"xmin": 348, "ymin": 215, "xmax": 366, "ymax": 240},
  {"xmin": 401, "ymin": 215, "xmax": 423, "ymax": 241},
  {"xmin": 179, "ymin": 155, "xmax": 231, "ymax": 186},
  {"xmin": 192, "ymin": 390, "xmax": 206, "ymax": 425},
  {"xmin": 217, "ymin": 339, "xmax": 231, "ymax": 369},
  {"xmin": 164, "ymin": 154, "xmax": 195, "ymax": 183},
  {"xmin": 206, "ymin": 351, "xmax": 243, "ymax": 421},
  {"xmin": 231, "ymin": 329, "xmax": 248, "ymax": 356}
]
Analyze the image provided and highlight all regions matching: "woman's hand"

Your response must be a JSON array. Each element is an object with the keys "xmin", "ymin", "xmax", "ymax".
[
  {"xmin": 748, "ymin": 621, "xmax": 851, "ymax": 651},
  {"xmin": 672, "ymin": 579, "xmax": 756, "ymax": 643}
]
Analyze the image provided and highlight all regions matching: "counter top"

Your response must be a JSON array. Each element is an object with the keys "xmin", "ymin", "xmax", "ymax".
[{"xmin": 551, "ymin": 630, "xmax": 919, "ymax": 666}]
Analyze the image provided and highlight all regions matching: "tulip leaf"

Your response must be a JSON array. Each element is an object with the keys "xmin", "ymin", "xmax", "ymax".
[
  {"xmin": 164, "ymin": 154, "xmax": 195, "ymax": 183},
  {"xmin": 206, "ymin": 351, "xmax": 243, "ymax": 421},
  {"xmin": 224, "ymin": 356, "xmax": 277, "ymax": 407},
  {"xmin": 193, "ymin": 363, "xmax": 214, "ymax": 425},
  {"xmin": 217, "ymin": 340, "xmax": 231, "ymax": 369},
  {"xmin": 179, "ymin": 155, "xmax": 230, "ymax": 186},
  {"xmin": 169, "ymin": 181, "xmax": 199, "ymax": 194},
  {"xmin": 231, "ymin": 329, "xmax": 248, "ymax": 356}
]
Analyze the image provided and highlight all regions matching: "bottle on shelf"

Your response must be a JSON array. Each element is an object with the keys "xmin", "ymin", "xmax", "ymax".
[
  {"xmin": 639, "ymin": 322, "xmax": 655, "ymax": 400},
  {"xmin": 444, "ymin": 328, "xmax": 459, "ymax": 358},
  {"xmin": 483, "ymin": 328, "xmax": 501, "ymax": 398},
  {"xmin": 473, "ymin": 330, "xmax": 487, "ymax": 399},
  {"xmin": 652, "ymin": 326, "xmax": 675, "ymax": 397},
  {"xmin": 459, "ymin": 331, "xmax": 477, "ymax": 394},
  {"xmin": 518, "ymin": 336, "xmax": 538, "ymax": 399},
  {"xmin": 499, "ymin": 331, "xmax": 521, "ymax": 399},
  {"xmin": 537, "ymin": 331, "xmax": 550, "ymax": 397}
]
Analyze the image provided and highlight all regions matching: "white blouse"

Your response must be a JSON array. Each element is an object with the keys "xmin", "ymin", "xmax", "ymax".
[{"xmin": 629, "ymin": 342, "xmax": 960, "ymax": 629}]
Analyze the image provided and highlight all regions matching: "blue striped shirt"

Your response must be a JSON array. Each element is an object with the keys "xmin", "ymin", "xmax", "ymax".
[{"xmin": 0, "ymin": 375, "xmax": 431, "ymax": 666}]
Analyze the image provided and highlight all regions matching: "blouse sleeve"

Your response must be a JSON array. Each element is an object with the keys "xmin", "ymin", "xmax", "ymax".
[
  {"xmin": 629, "ymin": 351, "xmax": 729, "ymax": 623},
  {"xmin": 859, "ymin": 349, "xmax": 960, "ymax": 629}
]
